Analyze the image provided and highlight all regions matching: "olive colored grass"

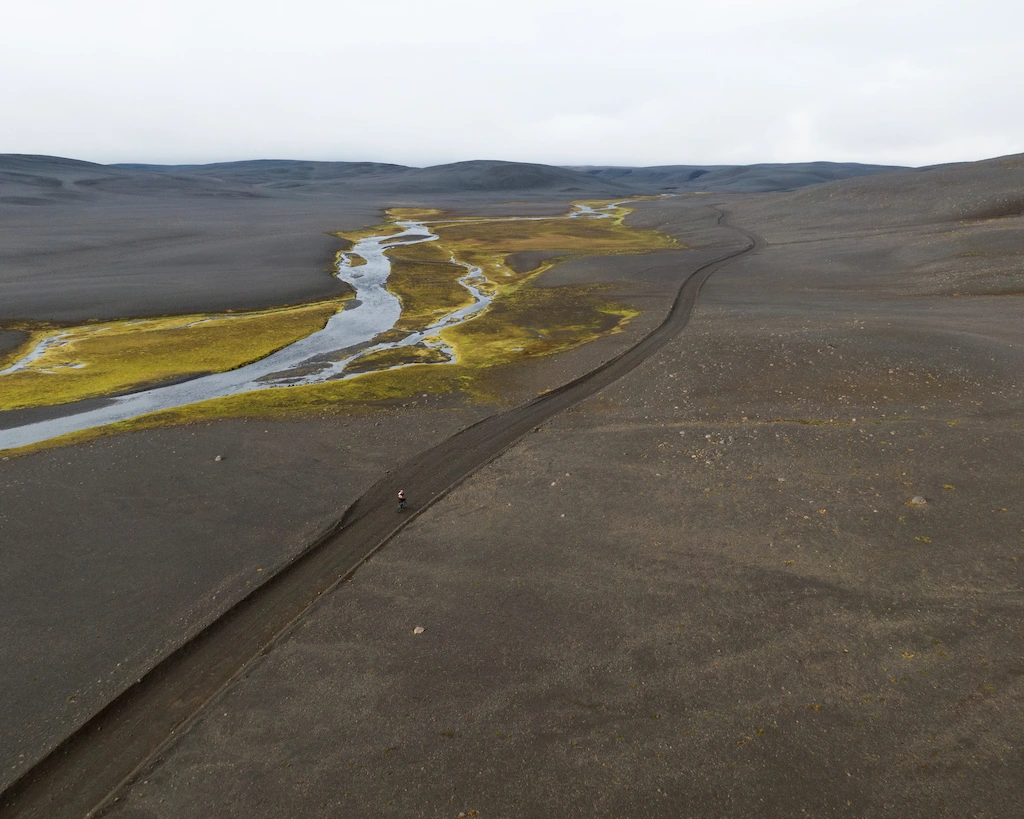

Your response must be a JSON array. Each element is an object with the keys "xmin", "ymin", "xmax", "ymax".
[
  {"xmin": 5, "ymin": 200, "xmax": 675, "ymax": 452},
  {"xmin": 115, "ymin": 363, "xmax": 464, "ymax": 430},
  {"xmin": 330, "ymin": 207, "xmax": 446, "ymax": 244},
  {"xmin": 0, "ymin": 300, "xmax": 342, "ymax": 412},
  {"xmin": 389, "ymin": 207, "xmax": 446, "ymax": 222},
  {"xmin": 345, "ymin": 345, "xmax": 451, "ymax": 374},
  {"xmin": 99, "ymin": 283, "xmax": 634, "ymax": 425},
  {"xmin": 383, "ymin": 239, "xmax": 450, "ymax": 263},
  {"xmin": 330, "ymin": 221, "xmax": 405, "ymax": 244},
  {"xmin": 387, "ymin": 257, "xmax": 475, "ymax": 330},
  {"xmin": 431, "ymin": 209, "xmax": 675, "ymax": 255},
  {"xmin": 444, "ymin": 283, "xmax": 638, "ymax": 371},
  {"xmin": 4, "ymin": 284, "xmax": 638, "ymax": 456}
]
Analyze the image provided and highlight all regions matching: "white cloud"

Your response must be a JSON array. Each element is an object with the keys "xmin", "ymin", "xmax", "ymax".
[{"xmin": 1, "ymin": 0, "xmax": 1022, "ymax": 166}]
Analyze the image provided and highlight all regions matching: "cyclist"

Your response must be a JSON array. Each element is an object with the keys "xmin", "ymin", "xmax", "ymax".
[{"xmin": 397, "ymin": 489, "xmax": 406, "ymax": 511}]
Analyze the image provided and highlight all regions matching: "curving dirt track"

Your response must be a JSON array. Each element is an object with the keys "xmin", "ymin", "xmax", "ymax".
[{"xmin": 0, "ymin": 211, "xmax": 759, "ymax": 818}]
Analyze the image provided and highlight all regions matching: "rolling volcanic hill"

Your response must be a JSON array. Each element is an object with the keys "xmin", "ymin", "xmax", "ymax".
[
  {"xmin": 2, "ymin": 155, "xmax": 906, "ymax": 205},
  {"xmin": 0, "ymin": 154, "xmax": 908, "ymax": 323}
]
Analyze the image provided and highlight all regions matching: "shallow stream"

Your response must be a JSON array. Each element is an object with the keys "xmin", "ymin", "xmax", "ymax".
[{"xmin": 0, "ymin": 203, "xmax": 620, "ymax": 450}]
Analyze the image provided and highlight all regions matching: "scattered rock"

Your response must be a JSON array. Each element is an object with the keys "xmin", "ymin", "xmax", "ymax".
[
  {"xmin": 214, "ymin": 455, "xmax": 223, "ymax": 462},
  {"xmin": 413, "ymin": 626, "xmax": 424, "ymax": 635},
  {"xmin": 909, "ymin": 496, "xmax": 927, "ymax": 506}
]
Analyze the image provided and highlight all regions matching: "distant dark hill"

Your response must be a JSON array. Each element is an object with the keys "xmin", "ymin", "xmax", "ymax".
[
  {"xmin": 108, "ymin": 158, "xmax": 631, "ymax": 195},
  {"xmin": 0, "ymin": 151, "xmax": 1015, "ymax": 324},
  {"xmin": 2, "ymin": 155, "xmax": 909, "ymax": 205},
  {"xmin": 341, "ymin": 160, "xmax": 637, "ymax": 196},
  {"xmin": 74, "ymin": 172, "xmax": 272, "ymax": 198},
  {"xmin": 735, "ymin": 152, "xmax": 1024, "ymax": 232},
  {"xmin": 0, "ymin": 154, "xmax": 113, "ymax": 173},
  {"xmin": 569, "ymin": 161, "xmax": 907, "ymax": 193},
  {"xmin": 0, "ymin": 154, "xmax": 128, "ymax": 205},
  {"xmin": 0, "ymin": 154, "xmax": 264, "ymax": 204},
  {"xmin": 113, "ymin": 159, "xmax": 408, "ymax": 188}
]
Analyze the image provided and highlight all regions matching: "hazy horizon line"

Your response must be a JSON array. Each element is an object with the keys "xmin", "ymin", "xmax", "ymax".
[{"xmin": 3, "ymin": 151, "xmax": 936, "ymax": 171}]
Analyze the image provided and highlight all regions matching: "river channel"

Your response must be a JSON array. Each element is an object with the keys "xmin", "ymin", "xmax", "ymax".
[{"xmin": 0, "ymin": 204, "xmax": 619, "ymax": 451}]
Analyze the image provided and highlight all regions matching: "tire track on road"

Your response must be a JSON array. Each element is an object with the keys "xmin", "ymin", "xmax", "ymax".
[{"xmin": 0, "ymin": 208, "xmax": 760, "ymax": 819}]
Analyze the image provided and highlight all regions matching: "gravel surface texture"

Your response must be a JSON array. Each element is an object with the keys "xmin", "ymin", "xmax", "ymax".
[
  {"xmin": 3, "ymin": 155, "xmax": 1022, "ymax": 817},
  {"xmin": 102, "ymin": 170, "xmax": 1023, "ymax": 818}
]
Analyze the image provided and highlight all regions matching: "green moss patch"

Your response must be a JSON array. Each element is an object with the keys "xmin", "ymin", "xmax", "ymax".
[
  {"xmin": 389, "ymin": 207, "xmax": 447, "ymax": 222},
  {"xmin": 431, "ymin": 210, "xmax": 675, "ymax": 255},
  {"xmin": 4, "ymin": 199, "xmax": 676, "ymax": 449},
  {"xmin": 387, "ymin": 257, "xmax": 475, "ymax": 330},
  {"xmin": 346, "ymin": 345, "xmax": 451, "ymax": 375},
  {"xmin": 447, "ymin": 284, "xmax": 638, "ymax": 373},
  {"xmin": 0, "ymin": 300, "xmax": 343, "ymax": 412}
]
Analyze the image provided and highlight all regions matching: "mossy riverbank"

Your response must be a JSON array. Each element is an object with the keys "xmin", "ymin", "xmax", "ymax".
[{"xmin": 1, "ymin": 200, "xmax": 680, "ymax": 450}]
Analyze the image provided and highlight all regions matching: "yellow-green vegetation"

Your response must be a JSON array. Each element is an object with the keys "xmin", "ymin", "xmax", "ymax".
[
  {"xmin": 330, "ymin": 214, "xmax": 407, "ymax": 244},
  {"xmin": 389, "ymin": 207, "xmax": 446, "ymax": 222},
  {"xmin": 331, "ymin": 202, "xmax": 669, "ymax": 379},
  {"xmin": 48, "ymin": 284, "xmax": 634, "ymax": 441},
  {"xmin": 389, "ymin": 258, "xmax": 475, "ymax": 329},
  {"xmin": 431, "ymin": 204, "xmax": 675, "ymax": 258},
  {"xmin": 7, "ymin": 285, "xmax": 637, "ymax": 452},
  {"xmin": 448, "ymin": 284, "xmax": 636, "ymax": 369},
  {"xmin": 453, "ymin": 287, "xmax": 640, "ymax": 402},
  {"xmin": 423, "ymin": 201, "xmax": 678, "ymax": 291},
  {"xmin": 371, "ymin": 200, "xmax": 674, "ymax": 336},
  {"xmin": 0, "ymin": 300, "xmax": 342, "ymax": 412},
  {"xmin": 91, "ymin": 363, "xmax": 463, "ymax": 438},
  {"xmin": 332, "ymin": 225, "xmax": 396, "ymax": 244},
  {"xmin": 345, "ymin": 345, "xmax": 451, "ymax": 375},
  {"xmin": 4, "ymin": 200, "xmax": 679, "ymax": 452},
  {"xmin": 384, "ymin": 239, "xmax": 480, "ymax": 330}
]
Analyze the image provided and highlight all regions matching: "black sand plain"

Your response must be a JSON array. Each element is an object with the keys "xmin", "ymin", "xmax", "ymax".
[{"xmin": 2, "ymin": 155, "xmax": 1022, "ymax": 817}]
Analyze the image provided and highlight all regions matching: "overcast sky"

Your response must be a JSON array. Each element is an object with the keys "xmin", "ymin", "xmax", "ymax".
[{"xmin": 3, "ymin": 0, "xmax": 1021, "ymax": 168}]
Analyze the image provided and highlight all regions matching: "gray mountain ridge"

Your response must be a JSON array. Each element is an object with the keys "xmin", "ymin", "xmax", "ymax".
[
  {"xmin": 7, "ymin": 152, "xmax": 1021, "ymax": 324},
  {"xmin": 2, "ymin": 154, "xmax": 909, "ymax": 201}
]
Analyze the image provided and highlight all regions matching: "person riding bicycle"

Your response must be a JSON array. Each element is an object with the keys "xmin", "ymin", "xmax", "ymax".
[{"xmin": 397, "ymin": 489, "xmax": 406, "ymax": 511}]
